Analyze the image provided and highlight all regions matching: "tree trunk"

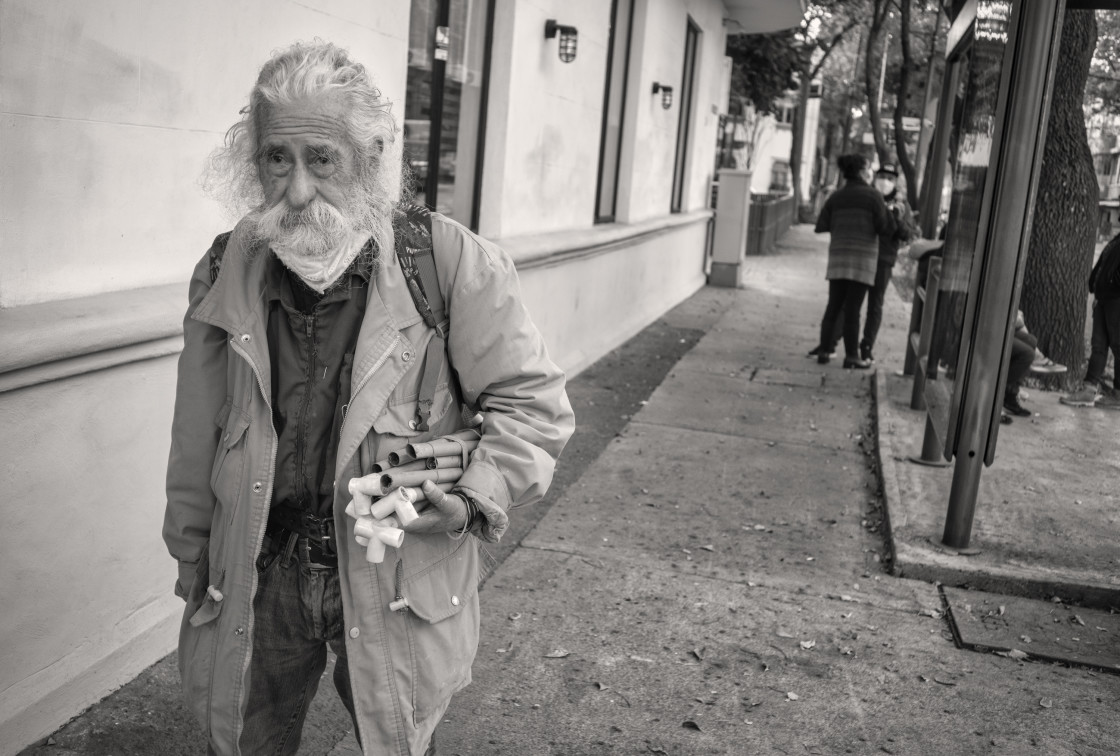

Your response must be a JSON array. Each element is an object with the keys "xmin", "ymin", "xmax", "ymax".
[
  {"xmin": 863, "ymin": 3, "xmax": 891, "ymax": 166},
  {"xmin": 893, "ymin": 0, "xmax": 919, "ymax": 198},
  {"xmin": 1020, "ymin": 10, "xmax": 1098, "ymax": 390}
]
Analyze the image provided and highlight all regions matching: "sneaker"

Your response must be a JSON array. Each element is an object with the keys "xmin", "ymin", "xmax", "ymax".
[
  {"xmin": 843, "ymin": 356, "xmax": 872, "ymax": 370},
  {"xmin": 1030, "ymin": 357, "xmax": 1067, "ymax": 375},
  {"xmin": 860, "ymin": 344, "xmax": 874, "ymax": 362},
  {"xmin": 807, "ymin": 346, "xmax": 834, "ymax": 358},
  {"xmin": 1003, "ymin": 395, "xmax": 1031, "ymax": 417},
  {"xmin": 1096, "ymin": 393, "xmax": 1120, "ymax": 411},
  {"xmin": 1060, "ymin": 385, "xmax": 1102, "ymax": 407}
]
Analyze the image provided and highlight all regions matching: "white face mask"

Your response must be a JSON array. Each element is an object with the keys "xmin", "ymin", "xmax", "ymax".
[
  {"xmin": 272, "ymin": 230, "xmax": 370, "ymax": 294},
  {"xmin": 875, "ymin": 178, "xmax": 896, "ymax": 195}
]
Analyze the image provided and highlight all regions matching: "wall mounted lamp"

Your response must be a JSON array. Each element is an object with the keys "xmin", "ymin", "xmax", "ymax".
[
  {"xmin": 652, "ymin": 82, "xmax": 674, "ymax": 110},
  {"xmin": 545, "ymin": 19, "xmax": 579, "ymax": 63}
]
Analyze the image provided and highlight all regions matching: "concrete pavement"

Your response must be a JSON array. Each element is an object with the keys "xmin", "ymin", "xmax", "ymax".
[{"xmin": 22, "ymin": 226, "xmax": 1120, "ymax": 755}]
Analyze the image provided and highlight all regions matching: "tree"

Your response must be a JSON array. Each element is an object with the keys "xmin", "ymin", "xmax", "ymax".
[
  {"xmin": 1020, "ymin": 9, "xmax": 1099, "ymax": 388},
  {"xmin": 862, "ymin": 0, "xmax": 894, "ymax": 167},
  {"xmin": 726, "ymin": 31, "xmax": 805, "ymax": 117}
]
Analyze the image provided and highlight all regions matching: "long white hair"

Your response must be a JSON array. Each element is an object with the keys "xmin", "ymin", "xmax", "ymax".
[{"xmin": 205, "ymin": 40, "xmax": 404, "ymax": 260}]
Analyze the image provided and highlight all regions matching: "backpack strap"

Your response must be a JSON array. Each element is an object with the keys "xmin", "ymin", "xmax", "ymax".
[
  {"xmin": 209, "ymin": 231, "xmax": 232, "ymax": 284},
  {"xmin": 393, "ymin": 205, "xmax": 447, "ymax": 433}
]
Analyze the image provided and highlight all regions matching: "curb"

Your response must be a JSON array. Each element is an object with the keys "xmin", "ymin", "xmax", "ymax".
[{"xmin": 873, "ymin": 368, "xmax": 1120, "ymax": 609}]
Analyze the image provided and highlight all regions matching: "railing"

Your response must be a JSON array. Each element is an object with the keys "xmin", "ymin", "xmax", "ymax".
[{"xmin": 746, "ymin": 194, "xmax": 796, "ymax": 255}]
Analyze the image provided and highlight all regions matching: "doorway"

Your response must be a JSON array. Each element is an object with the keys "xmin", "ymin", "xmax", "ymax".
[{"xmin": 405, "ymin": 0, "xmax": 493, "ymax": 229}]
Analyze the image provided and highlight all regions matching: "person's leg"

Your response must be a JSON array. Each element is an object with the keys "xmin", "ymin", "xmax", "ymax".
[
  {"xmin": 841, "ymin": 282, "xmax": 870, "ymax": 360},
  {"xmin": 1003, "ymin": 336, "xmax": 1033, "ymax": 416},
  {"xmin": 816, "ymin": 280, "xmax": 846, "ymax": 360},
  {"xmin": 1085, "ymin": 299, "xmax": 1109, "ymax": 387},
  {"xmin": 861, "ymin": 262, "xmax": 893, "ymax": 359},
  {"xmin": 239, "ymin": 557, "xmax": 330, "ymax": 756},
  {"xmin": 1063, "ymin": 301, "xmax": 1108, "ymax": 406}
]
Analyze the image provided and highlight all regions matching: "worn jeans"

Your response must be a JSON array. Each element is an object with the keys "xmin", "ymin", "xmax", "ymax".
[
  {"xmin": 218, "ymin": 554, "xmax": 440, "ymax": 756},
  {"xmin": 1085, "ymin": 298, "xmax": 1120, "ymax": 388},
  {"xmin": 212, "ymin": 555, "xmax": 355, "ymax": 756}
]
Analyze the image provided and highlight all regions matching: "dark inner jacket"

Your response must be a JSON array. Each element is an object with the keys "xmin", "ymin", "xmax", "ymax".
[{"xmin": 264, "ymin": 249, "xmax": 372, "ymax": 519}]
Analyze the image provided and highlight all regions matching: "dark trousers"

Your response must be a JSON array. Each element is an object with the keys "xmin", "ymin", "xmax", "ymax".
[
  {"xmin": 828, "ymin": 262, "xmax": 894, "ymax": 353},
  {"xmin": 1006, "ymin": 332, "xmax": 1037, "ymax": 400},
  {"xmin": 1085, "ymin": 298, "xmax": 1120, "ymax": 388},
  {"xmin": 862, "ymin": 262, "xmax": 894, "ymax": 351},
  {"xmin": 820, "ymin": 279, "xmax": 871, "ymax": 358}
]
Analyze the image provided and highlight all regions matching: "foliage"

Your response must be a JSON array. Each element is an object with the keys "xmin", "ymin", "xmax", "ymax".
[
  {"xmin": 1085, "ymin": 10, "xmax": 1120, "ymax": 120},
  {"xmin": 726, "ymin": 30, "xmax": 806, "ymax": 116}
]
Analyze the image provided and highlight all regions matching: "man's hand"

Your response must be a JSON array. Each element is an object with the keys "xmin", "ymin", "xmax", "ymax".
[{"xmin": 401, "ymin": 480, "xmax": 470, "ymax": 534}]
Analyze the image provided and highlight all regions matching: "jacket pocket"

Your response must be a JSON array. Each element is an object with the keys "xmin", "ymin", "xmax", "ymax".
[
  {"xmin": 210, "ymin": 401, "xmax": 251, "ymax": 493},
  {"xmin": 372, "ymin": 384, "xmax": 455, "ymax": 439},
  {"xmin": 400, "ymin": 537, "xmax": 480, "ymax": 726},
  {"xmin": 179, "ymin": 544, "xmax": 224, "ymax": 732}
]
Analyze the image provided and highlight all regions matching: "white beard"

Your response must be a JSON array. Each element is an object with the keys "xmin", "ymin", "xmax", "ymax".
[{"xmin": 251, "ymin": 200, "xmax": 366, "ymax": 293}]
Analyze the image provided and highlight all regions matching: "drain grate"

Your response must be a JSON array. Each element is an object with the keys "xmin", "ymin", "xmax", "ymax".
[{"xmin": 941, "ymin": 585, "xmax": 1120, "ymax": 674}]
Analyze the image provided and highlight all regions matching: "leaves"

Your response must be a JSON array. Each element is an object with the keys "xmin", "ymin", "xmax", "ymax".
[
  {"xmin": 786, "ymin": 691, "xmax": 800, "ymax": 701},
  {"xmin": 544, "ymin": 649, "xmax": 571, "ymax": 658},
  {"xmin": 800, "ymin": 639, "xmax": 817, "ymax": 650},
  {"xmin": 682, "ymin": 720, "xmax": 703, "ymax": 731}
]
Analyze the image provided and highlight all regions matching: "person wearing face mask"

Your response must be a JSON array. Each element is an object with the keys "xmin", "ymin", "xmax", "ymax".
[{"xmin": 862, "ymin": 163, "xmax": 918, "ymax": 363}]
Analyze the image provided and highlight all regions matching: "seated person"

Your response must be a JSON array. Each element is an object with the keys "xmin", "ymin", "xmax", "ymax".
[{"xmin": 1004, "ymin": 311, "xmax": 1065, "ymax": 418}]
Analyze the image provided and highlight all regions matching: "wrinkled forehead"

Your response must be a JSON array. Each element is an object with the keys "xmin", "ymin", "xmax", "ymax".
[{"xmin": 258, "ymin": 94, "xmax": 352, "ymax": 152}]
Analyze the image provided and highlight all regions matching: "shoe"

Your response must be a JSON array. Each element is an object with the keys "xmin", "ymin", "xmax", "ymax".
[
  {"xmin": 860, "ymin": 344, "xmax": 874, "ymax": 362},
  {"xmin": 1003, "ymin": 395, "xmax": 1031, "ymax": 417},
  {"xmin": 843, "ymin": 356, "xmax": 872, "ymax": 369},
  {"xmin": 1096, "ymin": 393, "xmax": 1120, "ymax": 411},
  {"xmin": 817, "ymin": 353, "xmax": 832, "ymax": 364},
  {"xmin": 1060, "ymin": 385, "xmax": 1102, "ymax": 407},
  {"xmin": 808, "ymin": 346, "xmax": 835, "ymax": 361},
  {"xmin": 1030, "ymin": 357, "xmax": 1067, "ymax": 375}
]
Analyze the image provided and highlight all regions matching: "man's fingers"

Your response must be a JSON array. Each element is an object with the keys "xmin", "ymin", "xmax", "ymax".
[{"xmin": 422, "ymin": 479, "xmax": 447, "ymax": 506}]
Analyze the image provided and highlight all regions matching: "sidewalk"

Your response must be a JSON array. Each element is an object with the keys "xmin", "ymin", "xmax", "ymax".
[{"xmin": 24, "ymin": 226, "xmax": 1120, "ymax": 755}]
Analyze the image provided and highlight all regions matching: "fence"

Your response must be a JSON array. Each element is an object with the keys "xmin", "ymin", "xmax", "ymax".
[{"xmin": 746, "ymin": 194, "xmax": 796, "ymax": 255}]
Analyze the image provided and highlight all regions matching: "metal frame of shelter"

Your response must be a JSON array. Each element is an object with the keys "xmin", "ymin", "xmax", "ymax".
[{"xmin": 913, "ymin": 0, "xmax": 1068, "ymax": 550}]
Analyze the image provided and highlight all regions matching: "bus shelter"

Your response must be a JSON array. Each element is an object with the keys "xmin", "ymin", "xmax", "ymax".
[{"xmin": 909, "ymin": 0, "xmax": 1102, "ymax": 550}]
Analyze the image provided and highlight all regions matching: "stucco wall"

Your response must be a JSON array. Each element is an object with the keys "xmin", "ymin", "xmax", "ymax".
[
  {"xmin": 0, "ymin": 0, "xmax": 737, "ymax": 750},
  {"xmin": 0, "ymin": 0, "xmax": 409, "ymax": 308}
]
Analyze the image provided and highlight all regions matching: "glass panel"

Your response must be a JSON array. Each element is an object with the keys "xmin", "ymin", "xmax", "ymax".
[
  {"xmin": 928, "ymin": 7, "xmax": 1010, "ymax": 403},
  {"xmin": 405, "ymin": 0, "xmax": 490, "ymax": 226},
  {"xmin": 671, "ymin": 21, "xmax": 699, "ymax": 213},
  {"xmin": 404, "ymin": 0, "xmax": 438, "ymax": 209},
  {"xmin": 596, "ymin": 0, "xmax": 634, "ymax": 222}
]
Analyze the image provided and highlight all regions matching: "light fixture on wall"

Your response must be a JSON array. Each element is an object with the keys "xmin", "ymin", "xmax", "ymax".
[
  {"xmin": 545, "ymin": 19, "xmax": 579, "ymax": 63},
  {"xmin": 652, "ymin": 82, "xmax": 674, "ymax": 110}
]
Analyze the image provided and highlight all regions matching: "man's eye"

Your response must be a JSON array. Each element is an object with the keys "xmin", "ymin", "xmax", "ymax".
[
  {"xmin": 312, "ymin": 153, "xmax": 333, "ymax": 166},
  {"xmin": 269, "ymin": 152, "xmax": 287, "ymax": 163}
]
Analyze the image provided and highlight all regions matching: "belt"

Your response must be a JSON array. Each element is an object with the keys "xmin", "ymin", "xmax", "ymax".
[{"xmin": 263, "ymin": 508, "xmax": 338, "ymax": 569}]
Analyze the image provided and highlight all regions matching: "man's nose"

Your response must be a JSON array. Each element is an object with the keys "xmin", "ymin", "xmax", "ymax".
[{"xmin": 286, "ymin": 165, "xmax": 316, "ymax": 209}]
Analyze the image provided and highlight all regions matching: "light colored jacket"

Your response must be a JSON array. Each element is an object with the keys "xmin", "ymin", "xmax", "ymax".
[{"xmin": 164, "ymin": 212, "xmax": 574, "ymax": 755}]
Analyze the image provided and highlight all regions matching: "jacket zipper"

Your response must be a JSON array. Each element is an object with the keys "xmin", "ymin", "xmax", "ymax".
[
  {"xmin": 228, "ymin": 337, "xmax": 278, "ymax": 741},
  {"xmin": 295, "ymin": 314, "xmax": 317, "ymax": 506}
]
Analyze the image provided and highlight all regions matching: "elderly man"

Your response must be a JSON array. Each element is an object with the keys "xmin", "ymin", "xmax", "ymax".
[{"xmin": 164, "ymin": 42, "xmax": 574, "ymax": 755}]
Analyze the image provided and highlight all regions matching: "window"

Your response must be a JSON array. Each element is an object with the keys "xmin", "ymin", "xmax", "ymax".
[
  {"xmin": 770, "ymin": 160, "xmax": 790, "ymax": 192},
  {"xmin": 671, "ymin": 18, "xmax": 700, "ymax": 213},
  {"xmin": 595, "ymin": 0, "xmax": 635, "ymax": 223}
]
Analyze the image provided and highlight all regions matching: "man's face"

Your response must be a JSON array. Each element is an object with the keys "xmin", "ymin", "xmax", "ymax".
[
  {"xmin": 254, "ymin": 94, "xmax": 361, "ymax": 258},
  {"xmin": 874, "ymin": 174, "xmax": 896, "ymax": 196}
]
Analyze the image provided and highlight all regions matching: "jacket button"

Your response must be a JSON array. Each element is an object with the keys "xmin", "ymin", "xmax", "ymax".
[
  {"xmin": 235, "ymin": 627, "xmax": 244, "ymax": 635},
  {"xmin": 252, "ymin": 482, "xmax": 263, "ymax": 493},
  {"xmin": 451, "ymin": 595, "xmax": 460, "ymax": 606},
  {"xmin": 240, "ymin": 333, "xmax": 251, "ymax": 343},
  {"xmin": 349, "ymin": 627, "xmax": 360, "ymax": 638},
  {"xmin": 408, "ymin": 419, "xmax": 418, "ymax": 430},
  {"xmin": 402, "ymin": 350, "xmax": 413, "ymax": 362}
]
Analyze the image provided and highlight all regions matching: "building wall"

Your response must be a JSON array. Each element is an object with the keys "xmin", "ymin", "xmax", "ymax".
[{"xmin": 0, "ymin": 0, "xmax": 791, "ymax": 749}]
